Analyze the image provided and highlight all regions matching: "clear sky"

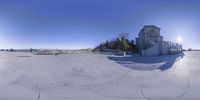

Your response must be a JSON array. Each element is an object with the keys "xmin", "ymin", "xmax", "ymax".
[{"xmin": 0, "ymin": 0, "xmax": 199, "ymax": 49}]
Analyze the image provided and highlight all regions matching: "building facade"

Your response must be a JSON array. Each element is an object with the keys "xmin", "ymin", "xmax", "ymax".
[{"xmin": 136, "ymin": 25, "xmax": 182, "ymax": 56}]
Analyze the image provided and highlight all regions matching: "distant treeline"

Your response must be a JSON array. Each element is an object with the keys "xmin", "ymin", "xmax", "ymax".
[
  {"xmin": 93, "ymin": 33, "xmax": 137, "ymax": 52},
  {"xmin": 0, "ymin": 48, "xmax": 36, "ymax": 52},
  {"xmin": 183, "ymin": 49, "xmax": 200, "ymax": 51}
]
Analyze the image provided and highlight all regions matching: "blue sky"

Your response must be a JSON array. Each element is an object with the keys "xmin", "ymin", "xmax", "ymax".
[{"xmin": 0, "ymin": 0, "xmax": 200, "ymax": 49}]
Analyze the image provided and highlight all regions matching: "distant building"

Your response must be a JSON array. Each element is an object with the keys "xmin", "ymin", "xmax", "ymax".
[{"xmin": 136, "ymin": 25, "xmax": 182, "ymax": 56}]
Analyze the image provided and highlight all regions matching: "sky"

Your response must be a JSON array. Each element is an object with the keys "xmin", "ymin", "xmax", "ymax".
[{"xmin": 0, "ymin": 0, "xmax": 200, "ymax": 49}]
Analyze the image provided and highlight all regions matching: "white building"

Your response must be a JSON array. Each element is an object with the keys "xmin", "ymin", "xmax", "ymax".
[{"xmin": 136, "ymin": 25, "xmax": 182, "ymax": 56}]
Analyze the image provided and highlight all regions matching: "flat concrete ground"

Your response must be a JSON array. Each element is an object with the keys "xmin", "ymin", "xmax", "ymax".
[{"xmin": 0, "ymin": 51, "xmax": 199, "ymax": 100}]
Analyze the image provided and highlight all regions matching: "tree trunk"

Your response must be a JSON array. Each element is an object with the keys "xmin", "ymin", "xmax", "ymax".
[{"xmin": 123, "ymin": 51, "xmax": 126, "ymax": 56}]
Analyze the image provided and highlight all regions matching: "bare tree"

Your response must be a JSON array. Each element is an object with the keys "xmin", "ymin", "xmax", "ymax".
[{"xmin": 118, "ymin": 32, "xmax": 129, "ymax": 40}]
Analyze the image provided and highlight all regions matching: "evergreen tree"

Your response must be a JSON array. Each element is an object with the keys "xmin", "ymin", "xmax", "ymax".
[
  {"xmin": 115, "ymin": 38, "xmax": 121, "ymax": 50},
  {"xmin": 120, "ymin": 38, "xmax": 129, "ymax": 51},
  {"xmin": 10, "ymin": 48, "xmax": 14, "ymax": 52},
  {"xmin": 104, "ymin": 40, "xmax": 109, "ymax": 48}
]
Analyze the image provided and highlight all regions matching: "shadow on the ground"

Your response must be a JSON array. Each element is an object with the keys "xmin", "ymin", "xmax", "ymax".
[{"xmin": 108, "ymin": 53, "xmax": 185, "ymax": 71}]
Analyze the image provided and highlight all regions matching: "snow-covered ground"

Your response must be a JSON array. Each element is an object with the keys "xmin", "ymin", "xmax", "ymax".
[{"xmin": 0, "ymin": 51, "xmax": 200, "ymax": 100}]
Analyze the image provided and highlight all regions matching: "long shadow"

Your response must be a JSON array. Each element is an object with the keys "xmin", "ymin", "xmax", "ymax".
[{"xmin": 108, "ymin": 53, "xmax": 185, "ymax": 71}]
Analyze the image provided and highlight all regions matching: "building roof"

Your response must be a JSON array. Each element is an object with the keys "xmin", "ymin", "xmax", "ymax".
[{"xmin": 143, "ymin": 25, "xmax": 161, "ymax": 30}]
